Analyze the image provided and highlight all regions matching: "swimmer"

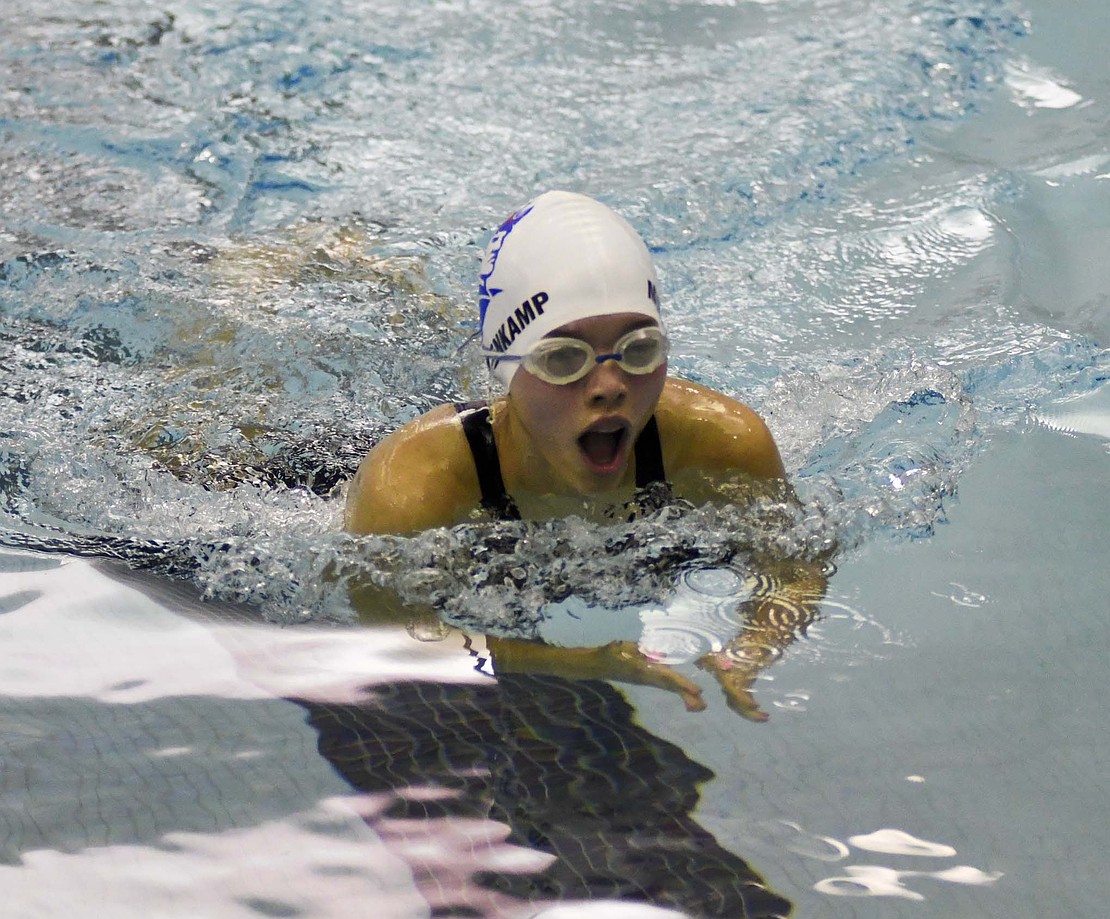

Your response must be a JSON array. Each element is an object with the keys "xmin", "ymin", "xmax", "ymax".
[
  {"xmin": 345, "ymin": 190, "xmax": 824, "ymax": 719},
  {"xmin": 346, "ymin": 190, "xmax": 787, "ymax": 534}
]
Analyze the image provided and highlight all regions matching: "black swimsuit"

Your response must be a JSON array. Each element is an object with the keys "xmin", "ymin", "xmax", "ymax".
[{"xmin": 454, "ymin": 401, "xmax": 668, "ymax": 521}]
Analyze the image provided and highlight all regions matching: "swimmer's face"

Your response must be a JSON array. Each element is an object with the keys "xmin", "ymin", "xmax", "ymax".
[{"xmin": 506, "ymin": 313, "xmax": 667, "ymax": 495}]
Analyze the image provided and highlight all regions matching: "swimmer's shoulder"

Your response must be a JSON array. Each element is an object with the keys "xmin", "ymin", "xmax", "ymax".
[
  {"xmin": 656, "ymin": 377, "xmax": 785, "ymax": 480},
  {"xmin": 344, "ymin": 404, "xmax": 481, "ymax": 535}
]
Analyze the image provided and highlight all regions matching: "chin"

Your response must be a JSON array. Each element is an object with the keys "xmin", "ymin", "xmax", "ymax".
[{"xmin": 570, "ymin": 462, "xmax": 629, "ymax": 496}]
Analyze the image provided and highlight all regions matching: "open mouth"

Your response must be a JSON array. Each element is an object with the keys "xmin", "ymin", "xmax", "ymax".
[{"xmin": 577, "ymin": 424, "xmax": 629, "ymax": 471}]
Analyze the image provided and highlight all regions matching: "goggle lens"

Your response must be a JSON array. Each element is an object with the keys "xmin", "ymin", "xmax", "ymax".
[{"xmin": 522, "ymin": 327, "xmax": 668, "ymax": 385}]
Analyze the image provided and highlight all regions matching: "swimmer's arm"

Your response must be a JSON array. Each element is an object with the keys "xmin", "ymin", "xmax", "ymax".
[
  {"xmin": 698, "ymin": 559, "xmax": 828, "ymax": 721},
  {"xmin": 487, "ymin": 636, "xmax": 706, "ymax": 712},
  {"xmin": 347, "ymin": 575, "xmax": 448, "ymax": 635},
  {"xmin": 344, "ymin": 406, "xmax": 480, "ymax": 536},
  {"xmin": 349, "ymin": 575, "xmax": 704, "ymax": 710}
]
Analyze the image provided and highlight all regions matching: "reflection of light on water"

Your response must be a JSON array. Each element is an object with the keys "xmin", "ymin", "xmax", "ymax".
[
  {"xmin": 770, "ymin": 691, "xmax": 810, "ymax": 713},
  {"xmin": 770, "ymin": 820, "xmax": 851, "ymax": 861},
  {"xmin": 1033, "ymin": 153, "xmax": 1110, "ymax": 181},
  {"xmin": 930, "ymin": 581, "xmax": 989, "ymax": 608},
  {"xmin": 767, "ymin": 821, "xmax": 1003, "ymax": 902},
  {"xmin": 637, "ymin": 567, "xmax": 752, "ymax": 664},
  {"xmin": 810, "ymin": 595, "xmax": 908, "ymax": 654},
  {"xmin": 636, "ymin": 568, "xmax": 901, "ymax": 672},
  {"xmin": 0, "ymin": 550, "xmax": 568, "ymax": 917},
  {"xmin": 149, "ymin": 746, "xmax": 192, "ymax": 759},
  {"xmin": 815, "ymin": 864, "xmax": 1003, "ymax": 900},
  {"xmin": 1032, "ymin": 382, "xmax": 1110, "ymax": 444},
  {"xmin": 1005, "ymin": 60, "xmax": 1083, "ymax": 109},
  {"xmin": 681, "ymin": 566, "xmax": 750, "ymax": 598},
  {"xmin": 848, "ymin": 828, "xmax": 955, "ymax": 857},
  {"xmin": 0, "ymin": 799, "xmax": 427, "ymax": 919},
  {"xmin": 0, "ymin": 550, "xmax": 487, "ymax": 705}
]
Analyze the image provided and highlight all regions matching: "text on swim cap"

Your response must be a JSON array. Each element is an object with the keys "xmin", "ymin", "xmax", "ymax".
[{"xmin": 486, "ymin": 291, "xmax": 548, "ymax": 358}]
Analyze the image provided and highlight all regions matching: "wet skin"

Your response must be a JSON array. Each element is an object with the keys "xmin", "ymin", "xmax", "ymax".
[
  {"xmin": 495, "ymin": 313, "xmax": 667, "ymax": 498},
  {"xmin": 344, "ymin": 316, "xmax": 821, "ymax": 720}
]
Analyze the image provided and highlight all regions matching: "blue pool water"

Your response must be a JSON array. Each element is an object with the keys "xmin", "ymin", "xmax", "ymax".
[{"xmin": 2, "ymin": 0, "xmax": 1108, "ymax": 916}]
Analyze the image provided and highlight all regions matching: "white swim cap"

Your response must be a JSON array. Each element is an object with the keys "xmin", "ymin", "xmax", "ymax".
[{"xmin": 478, "ymin": 191, "xmax": 663, "ymax": 388}]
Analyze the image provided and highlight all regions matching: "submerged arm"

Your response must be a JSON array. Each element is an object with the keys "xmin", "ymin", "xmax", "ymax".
[
  {"xmin": 697, "ymin": 559, "xmax": 828, "ymax": 721},
  {"xmin": 488, "ymin": 636, "xmax": 706, "ymax": 711},
  {"xmin": 347, "ymin": 560, "xmax": 707, "ymax": 710},
  {"xmin": 349, "ymin": 578, "xmax": 706, "ymax": 711}
]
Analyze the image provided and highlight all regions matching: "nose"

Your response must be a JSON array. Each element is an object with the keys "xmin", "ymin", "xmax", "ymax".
[{"xmin": 583, "ymin": 356, "xmax": 627, "ymax": 407}]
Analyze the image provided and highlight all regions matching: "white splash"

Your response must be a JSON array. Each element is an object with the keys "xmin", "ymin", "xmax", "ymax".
[{"xmin": 1005, "ymin": 60, "xmax": 1083, "ymax": 109}]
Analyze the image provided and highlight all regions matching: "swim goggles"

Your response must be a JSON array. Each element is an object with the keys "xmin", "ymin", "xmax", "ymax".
[{"xmin": 482, "ymin": 326, "xmax": 669, "ymax": 385}]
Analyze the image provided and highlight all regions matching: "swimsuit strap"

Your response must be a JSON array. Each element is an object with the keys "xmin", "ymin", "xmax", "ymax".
[
  {"xmin": 455, "ymin": 402, "xmax": 668, "ymax": 520},
  {"xmin": 455, "ymin": 401, "xmax": 521, "ymax": 521},
  {"xmin": 633, "ymin": 414, "xmax": 665, "ymax": 489}
]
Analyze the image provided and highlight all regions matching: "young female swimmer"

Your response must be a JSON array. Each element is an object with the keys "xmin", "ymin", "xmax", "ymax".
[{"xmin": 344, "ymin": 191, "xmax": 824, "ymax": 720}]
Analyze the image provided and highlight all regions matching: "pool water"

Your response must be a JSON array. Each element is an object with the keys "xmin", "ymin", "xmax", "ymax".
[{"xmin": 2, "ymin": 0, "xmax": 1108, "ymax": 916}]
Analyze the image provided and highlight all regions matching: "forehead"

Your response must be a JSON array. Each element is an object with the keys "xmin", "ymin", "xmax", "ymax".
[{"xmin": 546, "ymin": 312, "xmax": 659, "ymax": 341}]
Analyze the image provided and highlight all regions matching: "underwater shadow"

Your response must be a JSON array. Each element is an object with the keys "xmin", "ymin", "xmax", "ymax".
[{"xmin": 295, "ymin": 672, "xmax": 792, "ymax": 918}]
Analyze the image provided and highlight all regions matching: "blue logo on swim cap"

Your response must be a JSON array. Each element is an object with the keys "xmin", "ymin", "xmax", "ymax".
[{"xmin": 478, "ymin": 203, "xmax": 534, "ymax": 327}]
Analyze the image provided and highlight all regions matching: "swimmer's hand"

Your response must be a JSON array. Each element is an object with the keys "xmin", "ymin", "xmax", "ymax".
[
  {"xmin": 599, "ymin": 641, "xmax": 706, "ymax": 712},
  {"xmin": 697, "ymin": 652, "xmax": 769, "ymax": 723},
  {"xmin": 488, "ymin": 637, "xmax": 705, "ymax": 712}
]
